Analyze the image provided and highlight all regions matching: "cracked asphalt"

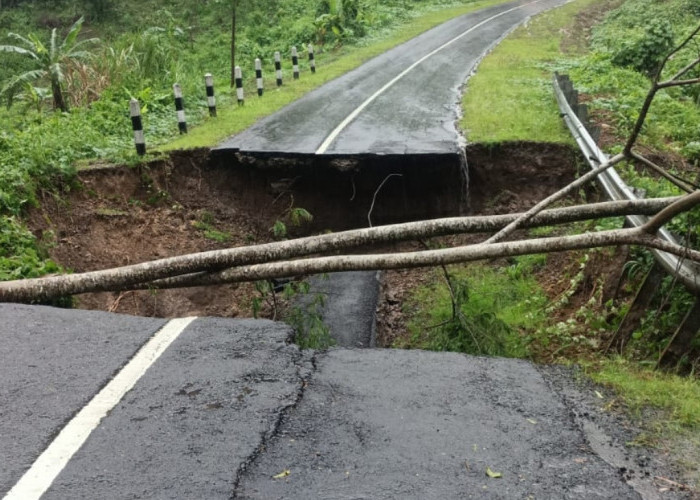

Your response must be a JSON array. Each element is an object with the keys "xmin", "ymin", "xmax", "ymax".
[{"xmin": 1, "ymin": 305, "xmax": 664, "ymax": 499}]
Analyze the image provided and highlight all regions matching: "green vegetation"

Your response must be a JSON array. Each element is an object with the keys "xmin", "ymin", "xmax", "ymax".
[
  {"xmin": 462, "ymin": 0, "xmax": 700, "ymax": 157},
  {"xmin": 399, "ymin": 256, "xmax": 548, "ymax": 357},
  {"xmin": 0, "ymin": 16, "xmax": 98, "ymax": 111},
  {"xmin": 593, "ymin": 358, "xmax": 700, "ymax": 429},
  {"xmin": 591, "ymin": 358, "xmax": 700, "ymax": 483},
  {"xmin": 567, "ymin": 2, "xmax": 700, "ymax": 154},
  {"xmin": 0, "ymin": 216, "xmax": 62, "ymax": 280},
  {"xmin": 251, "ymin": 278, "xmax": 335, "ymax": 349},
  {"xmin": 191, "ymin": 211, "xmax": 232, "ymax": 243}
]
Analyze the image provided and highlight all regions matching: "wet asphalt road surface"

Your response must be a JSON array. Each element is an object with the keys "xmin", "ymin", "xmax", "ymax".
[
  {"xmin": 303, "ymin": 271, "xmax": 380, "ymax": 348},
  {"xmin": 215, "ymin": 0, "xmax": 569, "ymax": 156},
  {"xmin": 2, "ymin": 305, "xmax": 651, "ymax": 499}
]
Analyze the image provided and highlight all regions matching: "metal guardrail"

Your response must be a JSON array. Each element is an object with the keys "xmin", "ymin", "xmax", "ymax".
[{"xmin": 553, "ymin": 73, "xmax": 700, "ymax": 293}]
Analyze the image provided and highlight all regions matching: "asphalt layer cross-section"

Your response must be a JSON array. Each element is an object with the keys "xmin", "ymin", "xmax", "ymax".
[{"xmin": 215, "ymin": 0, "xmax": 568, "ymax": 156}]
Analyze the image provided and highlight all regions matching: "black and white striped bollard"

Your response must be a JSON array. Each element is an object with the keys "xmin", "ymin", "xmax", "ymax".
[
  {"xmin": 274, "ymin": 51, "xmax": 283, "ymax": 86},
  {"xmin": 235, "ymin": 66, "xmax": 244, "ymax": 105},
  {"xmin": 129, "ymin": 98, "xmax": 146, "ymax": 156},
  {"xmin": 308, "ymin": 44, "xmax": 315, "ymax": 73},
  {"xmin": 204, "ymin": 73, "xmax": 216, "ymax": 117},
  {"xmin": 255, "ymin": 58, "xmax": 263, "ymax": 97},
  {"xmin": 291, "ymin": 46, "xmax": 299, "ymax": 79},
  {"xmin": 173, "ymin": 83, "xmax": 187, "ymax": 134}
]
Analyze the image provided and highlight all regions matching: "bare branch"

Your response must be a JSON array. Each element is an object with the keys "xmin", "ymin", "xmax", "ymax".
[
  {"xmin": 625, "ymin": 24, "xmax": 700, "ymax": 154},
  {"xmin": 368, "ymin": 174, "xmax": 402, "ymax": 227},
  {"xmin": 669, "ymin": 55, "xmax": 700, "ymax": 81},
  {"xmin": 655, "ymin": 23, "xmax": 700, "ymax": 81},
  {"xmin": 484, "ymin": 153, "xmax": 625, "ymax": 244},
  {"xmin": 150, "ymin": 229, "xmax": 700, "ymax": 289},
  {"xmin": 630, "ymin": 151, "xmax": 695, "ymax": 192},
  {"xmin": 657, "ymin": 77, "xmax": 700, "ymax": 89}
]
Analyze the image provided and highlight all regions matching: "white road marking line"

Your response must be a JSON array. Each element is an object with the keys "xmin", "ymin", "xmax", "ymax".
[
  {"xmin": 314, "ymin": 0, "xmax": 543, "ymax": 155},
  {"xmin": 3, "ymin": 317, "xmax": 197, "ymax": 500}
]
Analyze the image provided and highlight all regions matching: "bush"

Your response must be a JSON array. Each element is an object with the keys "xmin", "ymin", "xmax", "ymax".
[{"xmin": 610, "ymin": 19, "xmax": 674, "ymax": 77}]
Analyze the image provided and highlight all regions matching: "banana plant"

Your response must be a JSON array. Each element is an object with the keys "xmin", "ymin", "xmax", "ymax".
[{"xmin": 0, "ymin": 16, "xmax": 99, "ymax": 112}]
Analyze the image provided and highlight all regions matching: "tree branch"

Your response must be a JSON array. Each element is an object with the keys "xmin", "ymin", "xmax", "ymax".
[
  {"xmin": 669, "ymin": 55, "xmax": 700, "ymax": 82},
  {"xmin": 0, "ymin": 198, "xmax": 680, "ymax": 303},
  {"xmin": 630, "ymin": 151, "xmax": 696, "ymax": 192},
  {"xmin": 625, "ymin": 24, "xmax": 700, "ymax": 154},
  {"xmin": 643, "ymin": 190, "xmax": 700, "ymax": 235},
  {"xmin": 148, "ymin": 229, "xmax": 700, "ymax": 290},
  {"xmin": 484, "ymin": 153, "xmax": 625, "ymax": 244},
  {"xmin": 657, "ymin": 77, "xmax": 700, "ymax": 89}
]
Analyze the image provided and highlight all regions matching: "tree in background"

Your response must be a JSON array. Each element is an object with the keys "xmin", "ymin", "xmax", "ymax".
[{"xmin": 0, "ymin": 16, "xmax": 98, "ymax": 111}]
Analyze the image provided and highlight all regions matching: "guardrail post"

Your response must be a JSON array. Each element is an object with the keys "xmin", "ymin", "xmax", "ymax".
[
  {"xmin": 173, "ymin": 83, "xmax": 187, "ymax": 134},
  {"xmin": 129, "ymin": 99, "xmax": 146, "ymax": 156},
  {"xmin": 204, "ymin": 73, "xmax": 216, "ymax": 117},
  {"xmin": 235, "ymin": 66, "xmax": 244, "ymax": 105},
  {"xmin": 308, "ymin": 44, "xmax": 316, "ymax": 73},
  {"xmin": 255, "ymin": 58, "xmax": 264, "ymax": 97},
  {"xmin": 291, "ymin": 46, "xmax": 299, "ymax": 79},
  {"xmin": 274, "ymin": 51, "xmax": 283, "ymax": 86}
]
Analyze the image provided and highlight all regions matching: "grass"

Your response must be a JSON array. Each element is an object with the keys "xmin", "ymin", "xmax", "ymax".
[
  {"xmin": 399, "ymin": 259, "xmax": 549, "ymax": 357},
  {"xmin": 591, "ymin": 358, "xmax": 700, "ymax": 430},
  {"xmin": 160, "ymin": 0, "xmax": 514, "ymax": 151},
  {"xmin": 460, "ymin": 0, "xmax": 607, "ymax": 143},
  {"xmin": 589, "ymin": 358, "xmax": 700, "ymax": 484}
]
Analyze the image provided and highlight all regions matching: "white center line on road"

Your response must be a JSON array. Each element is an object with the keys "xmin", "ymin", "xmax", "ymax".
[
  {"xmin": 3, "ymin": 317, "xmax": 197, "ymax": 500},
  {"xmin": 314, "ymin": 0, "xmax": 543, "ymax": 155}
]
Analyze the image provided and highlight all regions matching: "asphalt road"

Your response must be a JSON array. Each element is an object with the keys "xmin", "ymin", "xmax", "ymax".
[
  {"xmin": 302, "ymin": 271, "xmax": 380, "ymax": 348},
  {"xmin": 215, "ymin": 0, "xmax": 569, "ymax": 156},
  {"xmin": 1, "ymin": 305, "xmax": 648, "ymax": 499}
]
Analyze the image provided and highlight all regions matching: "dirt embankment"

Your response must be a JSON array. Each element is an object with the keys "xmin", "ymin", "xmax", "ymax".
[{"xmin": 27, "ymin": 142, "xmax": 581, "ymax": 319}]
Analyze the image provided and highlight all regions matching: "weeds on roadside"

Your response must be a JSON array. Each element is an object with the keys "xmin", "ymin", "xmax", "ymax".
[{"xmin": 251, "ymin": 277, "xmax": 334, "ymax": 350}]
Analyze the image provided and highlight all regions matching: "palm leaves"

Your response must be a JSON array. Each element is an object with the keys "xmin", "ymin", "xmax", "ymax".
[{"xmin": 0, "ymin": 16, "xmax": 99, "ymax": 111}]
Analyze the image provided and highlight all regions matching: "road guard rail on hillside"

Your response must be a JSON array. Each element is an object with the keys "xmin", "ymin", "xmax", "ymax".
[{"xmin": 553, "ymin": 73, "xmax": 700, "ymax": 294}]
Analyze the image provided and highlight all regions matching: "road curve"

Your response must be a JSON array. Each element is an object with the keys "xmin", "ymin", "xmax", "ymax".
[{"xmin": 215, "ymin": 0, "xmax": 568, "ymax": 156}]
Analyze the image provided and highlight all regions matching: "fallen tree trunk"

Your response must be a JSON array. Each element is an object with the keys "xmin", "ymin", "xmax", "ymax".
[
  {"xmin": 0, "ymin": 197, "xmax": 687, "ymax": 303},
  {"xmin": 147, "ymin": 226, "xmax": 700, "ymax": 290}
]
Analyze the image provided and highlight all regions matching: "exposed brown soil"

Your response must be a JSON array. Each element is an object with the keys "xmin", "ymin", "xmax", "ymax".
[
  {"xmin": 27, "ymin": 142, "xmax": 582, "ymax": 320},
  {"xmin": 29, "ymin": 149, "xmax": 281, "ymax": 318}
]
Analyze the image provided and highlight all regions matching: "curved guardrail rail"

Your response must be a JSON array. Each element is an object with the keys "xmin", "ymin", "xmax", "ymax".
[{"xmin": 553, "ymin": 73, "xmax": 700, "ymax": 293}]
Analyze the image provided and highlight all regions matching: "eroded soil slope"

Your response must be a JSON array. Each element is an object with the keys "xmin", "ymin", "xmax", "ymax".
[{"xmin": 28, "ymin": 142, "xmax": 581, "ymax": 318}]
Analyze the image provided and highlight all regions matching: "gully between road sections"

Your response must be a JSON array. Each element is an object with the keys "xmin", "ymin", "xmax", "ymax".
[
  {"xmin": 1, "ymin": 305, "xmax": 670, "ymax": 499},
  {"xmin": 25, "ymin": 143, "xmax": 580, "ymax": 327}
]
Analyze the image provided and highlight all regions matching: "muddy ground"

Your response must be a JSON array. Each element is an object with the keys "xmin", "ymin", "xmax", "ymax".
[{"xmin": 28, "ymin": 142, "xmax": 581, "ymax": 320}]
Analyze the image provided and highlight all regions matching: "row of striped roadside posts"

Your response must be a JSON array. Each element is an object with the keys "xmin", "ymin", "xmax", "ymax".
[{"xmin": 129, "ymin": 44, "xmax": 317, "ymax": 155}]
